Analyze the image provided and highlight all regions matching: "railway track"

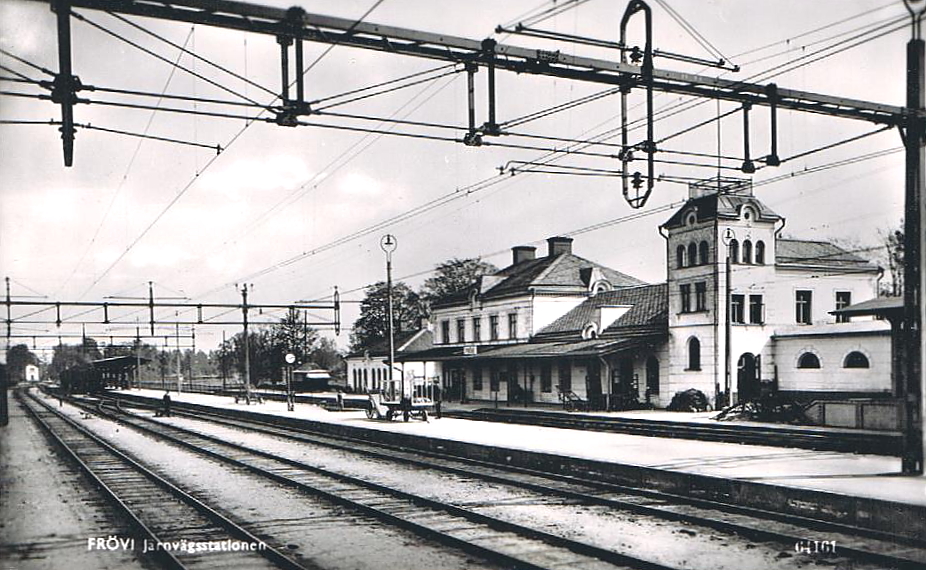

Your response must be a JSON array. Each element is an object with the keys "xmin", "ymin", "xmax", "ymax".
[
  {"xmin": 17, "ymin": 391, "xmax": 309, "ymax": 570},
  {"xmin": 84, "ymin": 393, "xmax": 926, "ymax": 569},
  {"xmin": 57, "ymin": 393, "xmax": 687, "ymax": 570}
]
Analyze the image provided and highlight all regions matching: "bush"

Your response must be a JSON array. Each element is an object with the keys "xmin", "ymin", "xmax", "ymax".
[
  {"xmin": 667, "ymin": 388, "xmax": 711, "ymax": 412},
  {"xmin": 714, "ymin": 395, "xmax": 812, "ymax": 424}
]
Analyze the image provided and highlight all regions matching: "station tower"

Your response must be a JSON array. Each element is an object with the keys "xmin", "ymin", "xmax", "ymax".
[{"xmin": 660, "ymin": 178, "xmax": 782, "ymax": 406}]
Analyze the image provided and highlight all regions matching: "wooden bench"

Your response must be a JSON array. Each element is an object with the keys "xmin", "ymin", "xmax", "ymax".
[{"xmin": 558, "ymin": 390, "xmax": 587, "ymax": 412}]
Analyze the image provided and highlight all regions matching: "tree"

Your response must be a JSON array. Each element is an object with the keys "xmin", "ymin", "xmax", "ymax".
[
  {"xmin": 308, "ymin": 337, "xmax": 344, "ymax": 374},
  {"xmin": 271, "ymin": 308, "xmax": 318, "ymax": 367},
  {"xmin": 5, "ymin": 344, "xmax": 37, "ymax": 384},
  {"xmin": 350, "ymin": 281, "xmax": 421, "ymax": 351},
  {"xmin": 418, "ymin": 257, "xmax": 498, "ymax": 315},
  {"xmin": 880, "ymin": 221, "xmax": 904, "ymax": 296},
  {"xmin": 47, "ymin": 339, "xmax": 104, "ymax": 382}
]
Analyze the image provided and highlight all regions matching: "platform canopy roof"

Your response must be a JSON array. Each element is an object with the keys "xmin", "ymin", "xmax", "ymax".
[
  {"xmin": 91, "ymin": 355, "xmax": 151, "ymax": 371},
  {"xmin": 830, "ymin": 296, "xmax": 903, "ymax": 319}
]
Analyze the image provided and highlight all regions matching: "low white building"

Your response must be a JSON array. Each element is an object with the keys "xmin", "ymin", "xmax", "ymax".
[
  {"xmin": 25, "ymin": 364, "xmax": 39, "ymax": 382},
  {"xmin": 346, "ymin": 329, "xmax": 435, "ymax": 396}
]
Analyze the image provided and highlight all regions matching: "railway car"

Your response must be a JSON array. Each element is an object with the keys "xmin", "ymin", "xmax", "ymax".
[
  {"xmin": 59, "ymin": 363, "xmax": 103, "ymax": 394},
  {"xmin": 59, "ymin": 355, "xmax": 150, "ymax": 394}
]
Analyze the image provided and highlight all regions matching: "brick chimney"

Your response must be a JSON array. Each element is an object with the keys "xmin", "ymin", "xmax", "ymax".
[
  {"xmin": 547, "ymin": 236, "xmax": 573, "ymax": 257},
  {"xmin": 512, "ymin": 245, "xmax": 536, "ymax": 265}
]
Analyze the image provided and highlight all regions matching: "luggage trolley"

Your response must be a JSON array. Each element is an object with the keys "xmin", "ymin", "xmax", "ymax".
[{"xmin": 366, "ymin": 393, "xmax": 432, "ymax": 422}]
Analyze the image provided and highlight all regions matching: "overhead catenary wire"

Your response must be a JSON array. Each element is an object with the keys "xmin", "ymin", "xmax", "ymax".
[
  {"xmin": 72, "ymin": 11, "xmax": 266, "ymax": 108},
  {"xmin": 0, "ymin": 65, "xmax": 40, "ymax": 83},
  {"xmin": 310, "ymin": 145, "xmax": 901, "ymax": 304},
  {"xmin": 651, "ymin": 0, "xmax": 733, "ymax": 65},
  {"xmin": 732, "ymin": 1, "xmax": 901, "ymax": 60},
  {"xmin": 312, "ymin": 65, "xmax": 462, "ymax": 110},
  {"xmin": 222, "ymin": 73, "xmax": 463, "ymax": 250},
  {"xmin": 501, "ymin": 0, "xmax": 594, "ymax": 30},
  {"xmin": 3, "ymin": 3, "xmax": 904, "ymax": 306},
  {"xmin": 69, "ymin": 0, "xmax": 389, "ymax": 301},
  {"xmin": 57, "ymin": 28, "xmax": 198, "ymax": 297},
  {"xmin": 106, "ymin": 11, "xmax": 279, "ymax": 99},
  {"xmin": 0, "ymin": 47, "xmax": 54, "ymax": 76},
  {"xmin": 226, "ymin": 6, "xmax": 912, "ymax": 299}
]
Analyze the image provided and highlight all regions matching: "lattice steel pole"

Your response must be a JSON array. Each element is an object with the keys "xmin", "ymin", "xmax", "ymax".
[{"xmin": 903, "ymin": 24, "xmax": 925, "ymax": 474}]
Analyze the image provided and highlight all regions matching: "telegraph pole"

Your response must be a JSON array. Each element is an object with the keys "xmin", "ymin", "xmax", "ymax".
[
  {"xmin": 240, "ymin": 283, "xmax": 252, "ymax": 404},
  {"xmin": 135, "ymin": 321, "xmax": 140, "ymax": 390},
  {"xmin": 189, "ymin": 325, "xmax": 196, "ymax": 390},
  {"xmin": 221, "ymin": 329, "xmax": 227, "ymax": 392},
  {"xmin": 175, "ymin": 315, "xmax": 181, "ymax": 394},
  {"xmin": 380, "ymin": 235, "xmax": 398, "ymax": 400}
]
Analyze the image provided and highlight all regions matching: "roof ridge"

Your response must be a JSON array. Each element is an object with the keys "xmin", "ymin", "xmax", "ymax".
[
  {"xmin": 533, "ymin": 253, "xmax": 568, "ymax": 283},
  {"xmin": 777, "ymin": 237, "xmax": 836, "ymax": 245}
]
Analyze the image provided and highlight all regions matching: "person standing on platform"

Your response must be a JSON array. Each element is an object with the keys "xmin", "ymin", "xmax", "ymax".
[
  {"xmin": 434, "ymin": 384, "xmax": 442, "ymax": 419},
  {"xmin": 336, "ymin": 390, "xmax": 344, "ymax": 411},
  {"xmin": 162, "ymin": 391, "xmax": 171, "ymax": 417}
]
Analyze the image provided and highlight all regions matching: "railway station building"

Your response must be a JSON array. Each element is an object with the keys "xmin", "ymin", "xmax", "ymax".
[{"xmin": 399, "ymin": 177, "xmax": 891, "ymax": 411}]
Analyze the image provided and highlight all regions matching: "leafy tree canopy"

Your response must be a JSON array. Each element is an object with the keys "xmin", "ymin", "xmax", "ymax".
[
  {"xmin": 350, "ymin": 281, "xmax": 421, "ymax": 351},
  {"xmin": 419, "ymin": 257, "xmax": 498, "ymax": 312},
  {"xmin": 5, "ymin": 344, "xmax": 38, "ymax": 384}
]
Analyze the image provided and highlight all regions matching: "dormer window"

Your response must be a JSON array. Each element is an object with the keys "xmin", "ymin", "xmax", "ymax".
[
  {"xmin": 582, "ymin": 323, "xmax": 599, "ymax": 340},
  {"xmin": 591, "ymin": 280, "xmax": 612, "ymax": 296}
]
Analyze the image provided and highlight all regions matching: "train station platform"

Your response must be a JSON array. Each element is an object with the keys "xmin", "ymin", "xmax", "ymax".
[{"xmin": 108, "ymin": 388, "xmax": 925, "ymax": 510}]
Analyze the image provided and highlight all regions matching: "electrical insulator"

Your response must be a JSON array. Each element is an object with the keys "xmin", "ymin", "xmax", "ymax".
[{"xmin": 631, "ymin": 172, "xmax": 644, "ymax": 189}]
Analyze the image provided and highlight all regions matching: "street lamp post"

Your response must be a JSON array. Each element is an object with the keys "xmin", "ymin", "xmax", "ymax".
[
  {"xmin": 721, "ymin": 227, "xmax": 736, "ymax": 409},
  {"xmin": 380, "ymin": 234, "xmax": 398, "ymax": 401},
  {"xmin": 285, "ymin": 352, "xmax": 296, "ymax": 411}
]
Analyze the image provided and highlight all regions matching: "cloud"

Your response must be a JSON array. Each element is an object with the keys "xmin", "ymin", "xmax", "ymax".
[
  {"xmin": 128, "ymin": 243, "xmax": 193, "ymax": 268},
  {"xmin": 337, "ymin": 172, "xmax": 385, "ymax": 196},
  {"xmin": 198, "ymin": 155, "xmax": 312, "ymax": 200}
]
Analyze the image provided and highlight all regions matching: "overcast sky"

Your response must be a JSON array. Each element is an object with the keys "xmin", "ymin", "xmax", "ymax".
[{"xmin": 0, "ymin": 0, "xmax": 912, "ymax": 356}]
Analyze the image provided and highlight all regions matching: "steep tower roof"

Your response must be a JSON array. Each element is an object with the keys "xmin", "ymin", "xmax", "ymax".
[{"xmin": 662, "ymin": 177, "xmax": 781, "ymax": 230}]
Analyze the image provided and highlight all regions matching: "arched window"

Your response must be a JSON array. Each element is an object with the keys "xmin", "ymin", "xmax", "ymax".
[
  {"xmin": 687, "ymin": 337, "xmax": 701, "ymax": 371},
  {"xmin": 797, "ymin": 352, "xmax": 821, "ymax": 369},
  {"xmin": 743, "ymin": 240, "xmax": 753, "ymax": 264},
  {"xmin": 591, "ymin": 280, "xmax": 612, "ymax": 295},
  {"xmin": 844, "ymin": 351, "xmax": 870, "ymax": 368},
  {"xmin": 688, "ymin": 242, "xmax": 698, "ymax": 266},
  {"xmin": 699, "ymin": 241, "xmax": 709, "ymax": 265},
  {"xmin": 677, "ymin": 244, "xmax": 686, "ymax": 269},
  {"xmin": 755, "ymin": 240, "xmax": 766, "ymax": 264},
  {"xmin": 729, "ymin": 239, "xmax": 739, "ymax": 264},
  {"xmin": 582, "ymin": 323, "xmax": 599, "ymax": 340}
]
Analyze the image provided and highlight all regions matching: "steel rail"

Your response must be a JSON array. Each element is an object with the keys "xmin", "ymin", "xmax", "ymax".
[
  {"xmin": 74, "ymin": 395, "xmax": 682, "ymax": 570},
  {"xmin": 16, "ymin": 392, "xmax": 188, "ymax": 570},
  {"xmin": 93, "ymin": 391, "xmax": 926, "ymax": 567},
  {"xmin": 19, "ymin": 389, "xmax": 311, "ymax": 570}
]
